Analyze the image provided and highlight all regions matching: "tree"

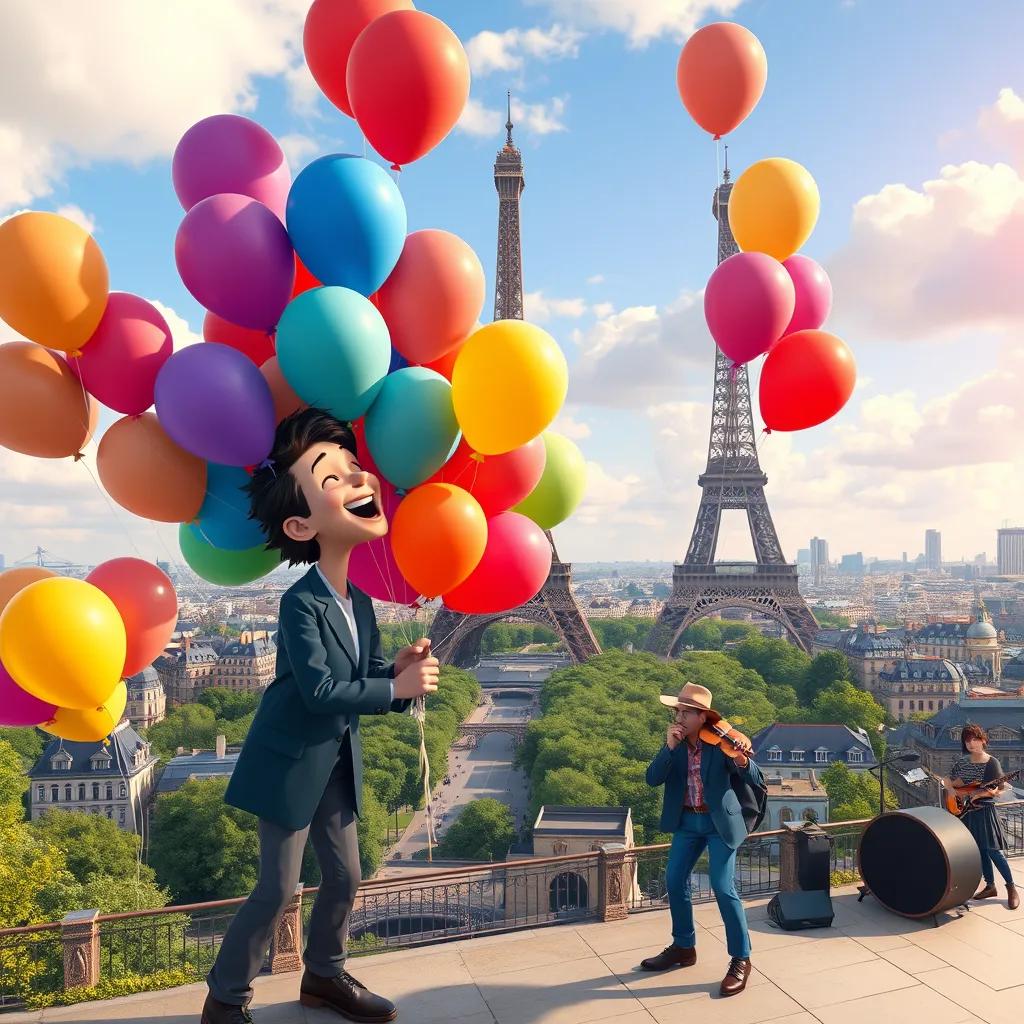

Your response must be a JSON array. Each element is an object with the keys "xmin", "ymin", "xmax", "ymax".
[
  {"xmin": 534, "ymin": 767, "xmax": 611, "ymax": 809},
  {"xmin": 143, "ymin": 703, "xmax": 220, "ymax": 761},
  {"xmin": 436, "ymin": 799, "xmax": 514, "ymax": 862},
  {"xmin": 820, "ymin": 762, "xmax": 894, "ymax": 822},
  {"xmin": 733, "ymin": 637, "xmax": 811, "ymax": 688},
  {"xmin": 0, "ymin": 726, "xmax": 45, "ymax": 768},
  {"xmin": 802, "ymin": 650, "xmax": 852, "ymax": 705},
  {"xmin": 197, "ymin": 688, "xmax": 262, "ymax": 721},
  {"xmin": 809, "ymin": 681, "xmax": 885, "ymax": 742},
  {"xmin": 31, "ymin": 810, "xmax": 156, "ymax": 887}
]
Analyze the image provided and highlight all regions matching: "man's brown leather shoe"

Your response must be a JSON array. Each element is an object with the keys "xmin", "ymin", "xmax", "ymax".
[
  {"xmin": 299, "ymin": 969, "xmax": 397, "ymax": 1022},
  {"xmin": 1008, "ymin": 884, "xmax": 1020, "ymax": 910},
  {"xmin": 719, "ymin": 957, "xmax": 751, "ymax": 997},
  {"xmin": 973, "ymin": 884, "xmax": 998, "ymax": 900},
  {"xmin": 200, "ymin": 993, "xmax": 254, "ymax": 1024},
  {"xmin": 639, "ymin": 944, "xmax": 697, "ymax": 971}
]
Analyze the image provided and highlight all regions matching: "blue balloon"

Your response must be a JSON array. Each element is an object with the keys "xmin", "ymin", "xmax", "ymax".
[
  {"xmin": 276, "ymin": 287, "xmax": 391, "ymax": 421},
  {"xmin": 388, "ymin": 347, "xmax": 408, "ymax": 374},
  {"xmin": 364, "ymin": 367, "xmax": 461, "ymax": 490},
  {"xmin": 194, "ymin": 463, "xmax": 266, "ymax": 551},
  {"xmin": 287, "ymin": 154, "xmax": 407, "ymax": 296}
]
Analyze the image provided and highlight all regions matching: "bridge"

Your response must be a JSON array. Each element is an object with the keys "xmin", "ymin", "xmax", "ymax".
[{"xmin": 457, "ymin": 721, "xmax": 529, "ymax": 749}]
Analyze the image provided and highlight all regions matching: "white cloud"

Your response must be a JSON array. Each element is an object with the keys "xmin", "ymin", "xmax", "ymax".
[
  {"xmin": 524, "ymin": 290, "xmax": 588, "ymax": 322},
  {"xmin": 148, "ymin": 300, "xmax": 203, "ymax": 350},
  {"xmin": 552, "ymin": 413, "xmax": 592, "ymax": 440},
  {"xmin": 586, "ymin": 273, "xmax": 605, "ymax": 285},
  {"xmin": 465, "ymin": 25, "xmax": 582, "ymax": 76},
  {"xmin": 457, "ymin": 96, "xmax": 568, "ymax": 138},
  {"xmin": 278, "ymin": 133, "xmax": 320, "ymax": 172},
  {"xmin": 978, "ymin": 87, "xmax": 1024, "ymax": 166},
  {"xmin": 54, "ymin": 204, "xmax": 96, "ymax": 234}
]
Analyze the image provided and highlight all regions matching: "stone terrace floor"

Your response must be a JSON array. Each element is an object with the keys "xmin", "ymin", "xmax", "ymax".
[{"xmin": 8, "ymin": 873, "xmax": 1024, "ymax": 1024}]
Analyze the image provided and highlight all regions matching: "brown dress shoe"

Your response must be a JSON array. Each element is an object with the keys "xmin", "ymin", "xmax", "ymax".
[
  {"xmin": 973, "ymin": 884, "xmax": 998, "ymax": 900},
  {"xmin": 639, "ymin": 944, "xmax": 697, "ymax": 971},
  {"xmin": 1008, "ymin": 884, "xmax": 1020, "ymax": 910},
  {"xmin": 299, "ymin": 969, "xmax": 397, "ymax": 1022},
  {"xmin": 720, "ymin": 957, "xmax": 751, "ymax": 997}
]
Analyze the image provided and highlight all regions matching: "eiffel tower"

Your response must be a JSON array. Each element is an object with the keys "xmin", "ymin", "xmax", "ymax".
[
  {"xmin": 429, "ymin": 95, "xmax": 601, "ymax": 668},
  {"xmin": 644, "ymin": 160, "xmax": 819, "ymax": 656}
]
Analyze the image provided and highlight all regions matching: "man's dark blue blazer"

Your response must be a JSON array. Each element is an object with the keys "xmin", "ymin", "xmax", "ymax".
[{"xmin": 225, "ymin": 565, "xmax": 411, "ymax": 831}]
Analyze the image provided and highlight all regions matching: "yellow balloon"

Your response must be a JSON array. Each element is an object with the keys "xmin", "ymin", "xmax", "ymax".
[
  {"xmin": 0, "ymin": 577, "xmax": 126, "ymax": 710},
  {"xmin": 452, "ymin": 320, "xmax": 568, "ymax": 455},
  {"xmin": 728, "ymin": 157, "xmax": 820, "ymax": 262},
  {"xmin": 42, "ymin": 681, "xmax": 128, "ymax": 742},
  {"xmin": 0, "ymin": 566, "xmax": 56, "ymax": 616}
]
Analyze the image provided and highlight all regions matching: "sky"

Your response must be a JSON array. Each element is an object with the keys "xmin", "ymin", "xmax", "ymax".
[{"xmin": 2, "ymin": 0, "xmax": 1024, "ymax": 572}]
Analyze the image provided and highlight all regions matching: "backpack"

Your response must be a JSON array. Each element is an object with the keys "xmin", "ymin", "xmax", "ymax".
[{"xmin": 730, "ymin": 766, "xmax": 769, "ymax": 833}]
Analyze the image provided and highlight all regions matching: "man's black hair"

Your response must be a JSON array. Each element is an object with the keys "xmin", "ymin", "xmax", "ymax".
[{"xmin": 245, "ymin": 407, "xmax": 358, "ymax": 566}]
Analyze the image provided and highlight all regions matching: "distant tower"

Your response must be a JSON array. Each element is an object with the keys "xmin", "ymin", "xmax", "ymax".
[
  {"xmin": 428, "ymin": 97, "xmax": 600, "ymax": 667},
  {"xmin": 925, "ymin": 529, "xmax": 942, "ymax": 572}
]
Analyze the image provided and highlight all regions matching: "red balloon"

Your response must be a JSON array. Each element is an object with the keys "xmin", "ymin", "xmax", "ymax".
[
  {"xmin": 348, "ymin": 476, "xmax": 419, "ymax": 605},
  {"xmin": 86, "ymin": 558, "xmax": 178, "ymax": 677},
  {"xmin": 427, "ymin": 437, "xmax": 546, "ymax": 516},
  {"xmin": 303, "ymin": 0, "xmax": 414, "ymax": 119},
  {"xmin": 346, "ymin": 10, "xmax": 471, "ymax": 168},
  {"xmin": 443, "ymin": 512, "xmax": 552, "ymax": 614},
  {"xmin": 759, "ymin": 330, "xmax": 856, "ymax": 432},
  {"xmin": 292, "ymin": 254, "xmax": 321, "ymax": 299},
  {"xmin": 420, "ymin": 336, "xmax": 464, "ymax": 380},
  {"xmin": 203, "ymin": 311, "xmax": 275, "ymax": 367}
]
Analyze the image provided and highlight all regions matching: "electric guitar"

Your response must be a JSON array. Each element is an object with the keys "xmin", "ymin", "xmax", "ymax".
[{"xmin": 922, "ymin": 766, "xmax": 1021, "ymax": 816}]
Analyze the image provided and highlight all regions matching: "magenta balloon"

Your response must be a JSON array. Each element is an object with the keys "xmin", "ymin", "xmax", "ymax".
[
  {"xmin": 348, "ymin": 478, "xmax": 419, "ymax": 605},
  {"xmin": 704, "ymin": 251, "xmax": 795, "ymax": 366},
  {"xmin": 68, "ymin": 292, "xmax": 173, "ymax": 415},
  {"xmin": 0, "ymin": 659, "xmax": 57, "ymax": 727},
  {"xmin": 154, "ymin": 342, "xmax": 276, "ymax": 466},
  {"xmin": 175, "ymin": 194, "xmax": 295, "ymax": 331},
  {"xmin": 783, "ymin": 254, "xmax": 833, "ymax": 335},
  {"xmin": 173, "ymin": 114, "xmax": 291, "ymax": 221},
  {"xmin": 443, "ymin": 512, "xmax": 552, "ymax": 614}
]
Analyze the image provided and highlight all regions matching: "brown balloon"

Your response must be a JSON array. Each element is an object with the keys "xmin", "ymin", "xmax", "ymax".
[
  {"xmin": 0, "ymin": 342, "xmax": 98, "ymax": 458},
  {"xmin": 97, "ymin": 412, "xmax": 206, "ymax": 522},
  {"xmin": 260, "ymin": 356, "xmax": 307, "ymax": 424}
]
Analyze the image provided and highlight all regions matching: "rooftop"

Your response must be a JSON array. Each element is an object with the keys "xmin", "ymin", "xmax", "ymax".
[{"xmin": 534, "ymin": 806, "xmax": 631, "ymax": 835}]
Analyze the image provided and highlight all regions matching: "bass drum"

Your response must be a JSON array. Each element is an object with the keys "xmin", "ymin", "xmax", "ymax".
[{"xmin": 858, "ymin": 806, "xmax": 981, "ymax": 918}]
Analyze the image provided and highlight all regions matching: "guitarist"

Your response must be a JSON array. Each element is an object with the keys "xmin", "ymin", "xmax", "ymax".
[{"xmin": 938, "ymin": 724, "xmax": 1019, "ymax": 910}]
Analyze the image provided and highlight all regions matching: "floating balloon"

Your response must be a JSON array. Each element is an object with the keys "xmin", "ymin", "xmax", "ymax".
[
  {"xmin": 194, "ymin": 463, "xmax": 267, "ymax": 551},
  {"xmin": 421, "ymin": 336, "xmax": 464, "ymax": 381},
  {"xmin": 202, "ymin": 311, "xmax": 275, "ymax": 367},
  {"xmin": 86, "ymin": 559, "xmax": 178, "ymax": 678},
  {"xmin": 348, "ymin": 477, "xmax": 419, "ymax": 605},
  {"xmin": 759, "ymin": 329, "xmax": 856, "ymax": 432},
  {"xmin": 347, "ymin": 10, "xmax": 471, "ymax": 168},
  {"xmin": 704, "ymin": 252, "xmax": 795, "ymax": 365},
  {"xmin": 782, "ymin": 255, "xmax": 833, "ymax": 335},
  {"xmin": 303, "ymin": 0, "xmax": 414, "ymax": 118},
  {"xmin": 68, "ymin": 293, "xmax": 173, "ymax": 415},
  {"xmin": 364, "ymin": 367, "xmax": 460, "ymax": 489},
  {"xmin": 0, "ymin": 659, "xmax": 57, "ymax": 727},
  {"xmin": 0, "ymin": 567, "xmax": 56, "ymax": 616},
  {"xmin": 0, "ymin": 342, "xmax": 98, "ymax": 458},
  {"xmin": 175, "ymin": 194, "xmax": 294, "ymax": 330},
  {"xmin": 287, "ymin": 156, "xmax": 407, "ymax": 296},
  {"xmin": 0, "ymin": 212, "xmax": 109, "ymax": 353},
  {"xmin": 729, "ymin": 158, "xmax": 820, "ymax": 262},
  {"xmin": 452, "ymin": 321, "xmax": 567, "ymax": 455},
  {"xmin": 376, "ymin": 230, "xmax": 485, "ymax": 364},
  {"xmin": 676, "ymin": 22, "xmax": 768, "ymax": 138},
  {"xmin": 178, "ymin": 524, "xmax": 281, "ymax": 586},
  {"xmin": 172, "ymin": 114, "xmax": 291, "ymax": 221},
  {"xmin": 428, "ymin": 437, "xmax": 546, "ymax": 517},
  {"xmin": 0, "ymin": 578, "xmax": 126, "ymax": 710},
  {"xmin": 443, "ymin": 512, "xmax": 552, "ymax": 615},
  {"xmin": 97, "ymin": 412, "xmax": 206, "ymax": 523},
  {"xmin": 276, "ymin": 287, "xmax": 391, "ymax": 421},
  {"xmin": 43, "ymin": 681, "xmax": 128, "ymax": 743},
  {"xmin": 391, "ymin": 483, "xmax": 487, "ymax": 596},
  {"xmin": 512, "ymin": 432, "xmax": 587, "ymax": 531},
  {"xmin": 260, "ymin": 356, "xmax": 307, "ymax": 424},
  {"xmin": 155, "ymin": 343, "xmax": 276, "ymax": 466},
  {"xmin": 292, "ymin": 255, "xmax": 321, "ymax": 299}
]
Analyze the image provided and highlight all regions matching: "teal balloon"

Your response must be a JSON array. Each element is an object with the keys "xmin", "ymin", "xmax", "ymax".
[
  {"xmin": 178, "ymin": 523, "xmax": 281, "ymax": 586},
  {"xmin": 364, "ymin": 367, "xmax": 461, "ymax": 489},
  {"xmin": 511, "ymin": 432, "xmax": 587, "ymax": 530},
  {"xmin": 194, "ymin": 463, "xmax": 265, "ymax": 551},
  {"xmin": 276, "ymin": 286, "xmax": 390, "ymax": 420}
]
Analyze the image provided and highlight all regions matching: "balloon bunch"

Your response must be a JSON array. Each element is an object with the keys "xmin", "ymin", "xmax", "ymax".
[{"xmin": 678, "ymin": 23, "xmax": 857, "ymax": 433}]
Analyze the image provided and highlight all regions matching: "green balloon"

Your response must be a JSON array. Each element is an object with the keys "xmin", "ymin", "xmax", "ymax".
[
  {"xmin": 178, "ymin": 524, "xmax": 281, "ymax": 586},
  {"xmin": 511, "ymin": 432, "xmax": 586, "ymax": 530}
]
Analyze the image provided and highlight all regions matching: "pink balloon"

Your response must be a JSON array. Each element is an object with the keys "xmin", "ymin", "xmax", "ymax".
[
  {"xmin": 443, "ymin": 512, "xmax": 552, "ymax": 614},
  {"xmin": 783, "ymin": 254, "xmax": 833, "ymax": 335},
  {"xmin": 348, "ymin": 478, "xmax": 419, "ymax": 605},
  {"xmin": 173, "ymin": 114, "xmax": 291, "ymax": 221},
  {"xmin": 704, "ymin": 252, "xmax": 795, "ymax": 366},
  {"xmin": 0, "ymin": 659, "xmax": 56, "ymax": 727},
  {"xmin": 67, "ymin": 293, "xmax": 173, "ymax": 415},
  {"xmin": 175, "ymin": 194, "xmax": 295, "ymax": 331},
  {"xmin": 427, "ymin": 437, "xmax": 546, "ymax": 516}
]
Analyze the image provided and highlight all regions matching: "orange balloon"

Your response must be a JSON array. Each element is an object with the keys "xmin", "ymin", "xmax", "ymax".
[
  {"xmin": 391, "ymin": 483, "xmax": 487, "ymax": 597},
  {"xmin": 0, "ymin": 567, "xmax": 57, "ymax": 616},
  {"xmin": 260, "ymin": 356, "xmax": 307, "ymax": 424},
  {"xmin": 676, "ymin": 22, "xmax": 767, "ymax": 139},
  {"xmin": 0, "ymin": 342, "xmax": 98, "ymax": 458},
  {"xmin": 97, "ymin": 412, "xmax": 206, "ymax": 522},
  {"xmin": 0, "ymin": 212, "xmax": 110, "ymax": 352}
]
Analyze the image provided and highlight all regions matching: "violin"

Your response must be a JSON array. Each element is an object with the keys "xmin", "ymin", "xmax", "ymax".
[{"xmin": 699, "ymin": 718, "xmax": 753, "ymax": 761}]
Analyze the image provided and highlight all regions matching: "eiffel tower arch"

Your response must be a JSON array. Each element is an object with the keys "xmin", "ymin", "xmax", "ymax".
[
  {"xmin": 429, "ymin": 95, "xmax": 600, "ymax": 669},
  {"xmin": 644, "ymin": 160, "xmax": 818, "ymax": 658}
]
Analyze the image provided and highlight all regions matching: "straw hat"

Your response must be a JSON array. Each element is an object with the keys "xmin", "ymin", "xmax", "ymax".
[{"xmin": 658, "ymin": 682, "xmax": 721, "ymax": 724}]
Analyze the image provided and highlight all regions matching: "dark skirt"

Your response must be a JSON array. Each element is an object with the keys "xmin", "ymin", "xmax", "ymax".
[{"xmin": 961, "ymin": 801, "xmax": 1007, "ymax": 851}]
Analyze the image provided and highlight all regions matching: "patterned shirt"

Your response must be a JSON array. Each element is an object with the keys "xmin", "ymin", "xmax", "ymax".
[{"xmin": 686, "ymin": 739, "xmax": 705, "ymax": 807}]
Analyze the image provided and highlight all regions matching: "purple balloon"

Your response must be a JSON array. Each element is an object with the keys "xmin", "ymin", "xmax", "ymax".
[
  {"xmin": 175, "ymin": 194, "xmax": 295, "ymax": 331},
  {"xmin": 0, "ymin": 659, "xmax": 56, "ymax": 727},
  {"xmin": 704, "ymin": 252, "xmax": 795, "ymax": 366},
  {"xmin": 173, "ymin": 114, "xmax": 291, "ymax": 221},
  {"xmin": 155, "ymin": 343, "xmax": 276, "ymax": 466},
  {"xmin": 783, "ymin": 254, "xmax": 833, "ymax": 335}
]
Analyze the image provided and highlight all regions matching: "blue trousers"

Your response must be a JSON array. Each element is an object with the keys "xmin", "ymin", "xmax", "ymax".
[
  {"xmin": 666, "ymin": 810, "xmax": 750, "ymax": 959},
  {"xmin": 980, "ymin": 846, "xmax": 1013, "ymax": 887}
]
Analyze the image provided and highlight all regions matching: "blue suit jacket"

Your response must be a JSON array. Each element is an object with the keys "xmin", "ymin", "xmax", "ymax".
[
  {"xmin": 646, "ymin": 740, "xmax": 765, "ymax": 850},
  {"xmin": 224, "ymin": 566, "xmax": 411, "ymax": 831}
]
